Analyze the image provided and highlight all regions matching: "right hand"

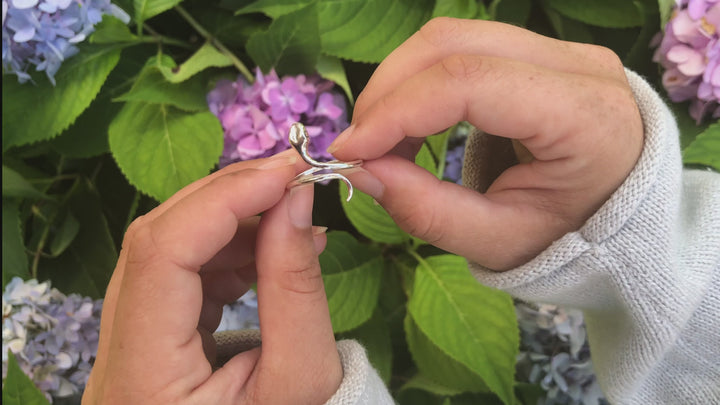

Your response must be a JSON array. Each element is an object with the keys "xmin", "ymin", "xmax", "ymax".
[{"xmin": 329, "ymin": 18, "xmax": 644, "ymax": 270}]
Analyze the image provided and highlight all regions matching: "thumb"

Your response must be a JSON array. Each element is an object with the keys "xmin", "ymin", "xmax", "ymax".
[
  {"xmin": 252, "ymin": 184, "xmax": 342, "ymax": 404},
  {"xmin": 349, "ymin": 155, "xmax": 566, "ymax": 270}
]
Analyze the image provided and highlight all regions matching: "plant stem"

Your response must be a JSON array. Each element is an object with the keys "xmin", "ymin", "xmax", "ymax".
[
  {"xmin": 124, "ymin": 190, "xmax": 141, "ymax": 233},
  {"xmin": 174, "ymin": 5, "xmax": 254, "ymax": 82},
  {"xmin": 407, "ymin": 249, "xmax": 427, "ymax": 269},
  {"xmin": 31, "ymin": 213, "xmax": 53, "ymax": 279}
]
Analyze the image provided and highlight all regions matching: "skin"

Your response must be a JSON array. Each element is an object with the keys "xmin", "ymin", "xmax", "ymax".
[
  {"xmin": 82, "ymin": 151, "xmax": 342, "ymax": 405},
  {"xmin": 83, "ymin": 17, "xmax": 645, "ymax": 404},
  {"xmin": 331, "ymin": 17, "xmax": 644, "ymax": 271}
]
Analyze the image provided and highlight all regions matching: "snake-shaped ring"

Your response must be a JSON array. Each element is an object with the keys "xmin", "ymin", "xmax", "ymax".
[{"xmin": 288, "ymin": 123, "xmax": 362, "ymax": 201}]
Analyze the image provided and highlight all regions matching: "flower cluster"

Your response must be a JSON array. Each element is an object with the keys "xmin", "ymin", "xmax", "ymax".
[
  {"xmin": 653, "ymin": 0, "xmax": 720, "ymax": 123},
  {"xmin": 2, "ymin": 277, "xmax": 102, "ymax": 402},
  {"xmin": 2, "ymin": 0, "xmax": 130, "ymax": 85},
  {"xmin": 515, "ymin": 302, "xmax": 607, "ymax": 405},
  {"xmin": 216, "ymin": 290, "xmax": 260, "ymax": 332},
  {"xmin": 207, "ymin": 68, "xmax": 349, "ymax": 167}
]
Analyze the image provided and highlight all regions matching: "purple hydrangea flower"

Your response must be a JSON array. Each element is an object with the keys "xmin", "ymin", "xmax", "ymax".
[
  {"xmin": 653, "ymin": 0, "xmax": 720, "ymax": 123},
  {"xmin": 2, "ymin": 277, "xmax": 102, "ymax": 402},
  {"xmin": 207, "ymin": 68, "xmax": 349, "ymax": 167},
  {"xmin": 2, "ymin": 0, "xmax": 130, "ymax": 85},
  {"xmin": 444, "ymin": 144, "xmax": 465, "ymax": 184}
]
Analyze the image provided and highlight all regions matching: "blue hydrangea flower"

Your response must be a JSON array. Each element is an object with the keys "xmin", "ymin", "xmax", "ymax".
[
  {"xmin": 515, "ymin": 302, "xmax": 607, "ymax": 405},
  {"xmin": 2, "ymin": 277, "xmax": 102, "ymax": 402},
  {"xmin": 443, "ymin": 121, "xmax": 473, "ymax": 184},
  {"xmin": 216, "ymin": 290, "xmax": 260, "ymax": 332},
  {"xmin": 2, "ymin": 0, "xmax": 130, "ymax": 85}
]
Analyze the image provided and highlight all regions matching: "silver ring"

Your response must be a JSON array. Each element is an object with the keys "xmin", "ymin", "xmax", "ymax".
[{"xmin": 288, "ymin": 123, "xmax": 362, "ymax": 201}]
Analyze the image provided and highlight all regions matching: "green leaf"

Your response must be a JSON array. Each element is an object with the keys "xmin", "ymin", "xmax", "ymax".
[
  {"xmin": 417, "ymin": 127, "xmax": 453, "ymax": 181},
  {"xmin": 246, "ymin": 3, "xmax": 321, "ymax": 75},
  {"xmin": 2, "ymin": 351, "xmax": 50, "ymax": 405},
  {"xmin": 109, "ymin": 101, "xmax": 223, "ymax": 201},
  {"xmin": 432, "ymin": 0, "xmax": 479, "ymax": 19},
  {"xmin": 49, "ymin": 212, "xmax": 80, "ymax": 257},
  {"xmin": 404, "ymin": 313, "xmax": 490, "ymax": 393},
  {"xmin": 426, "ymin": 129, "xmax": 451, "ymax": 174},
  {"xmin": 415, "ymin": 143, "xmax": 439, "ymax": 179},
  {"xmin": 408, "ymin": 254, "xmax": 518, "ymax": 404},
  {"xmin": 320, "ymin": 232, "xmax": 383, "ymax": 332},
  {"xmin": 2, "ymin": 45, "xmax": 121, "ymax": 151},
  {"xmin": 134, "ymin": 0, "xmax": 183, "ymax": 25},
  {"xmin": 90, "ymin": 15, "xmax": 137, "ymax": 44},
  {"xmin": 316, "ymin": 54, "xmax": 354, "ymax": 105},
  {"xmin": 236, "ymin": 0, "xmax": 313, "ymax": 17},
  {"xmin": 240, "ymin": 0, "xmax": 435, "ymax": 63},
  {"xmin": 514, "ymin": 382, "xmax": 546, "ymax": 405},
  {"xmin": 37, "ymin": 178, "xmax": 117, "ymax": 299},
  {"xmin": 545, "ymin": 0, "xmax": 644, "ymax": 28},
  {"xmin": 2, "ymin": 166, "xmax": 49, "ymax": 200},
  {"xmin": 672, "ymin": 102, "xmax": 709, "ymax": 148},
  {"xmin": 490, "ymin": 0, "xmax": 531, "ymax": 26},
  {"xmin": 196, "ymin": 8, "xmax": 271, "ymax": 49},
  {"xmin": 2, "ymin": 200, "xmax": 30, "ymax": 289},
  {"xmin": 542, "ymin": 6, "xmax": 594, "ymax": 43},
  {"xmin": 50, "ymin": 91, "xmax": 118, "ymax": 158},
  {"xmin": 157, "ymin": 42, "xmax": 233, "ymax": 83},
  {"xmin": 114, "ymin": 55, "xmax": 210, "ymax": 111},
  {"xmin": 683, "ymin": 121, "xmax": 720, "ymax": 171},
  {"xmin": 340, "ymin": 186, "xmax": 408, "ymax": 245},
  {"xmin": 401, "ymin": 371, "xmax": 464, "ymax": 397},
  {"xmin": 318, "ymin": 0, "xmax": 434, "ymax": 63},
  {"xmin": 657, "ymin": 0, "xmax": 674, "ymax": 26},
  {"xmin": 338, "ymin": 310, "xmax": 393, "ymax": 384}
]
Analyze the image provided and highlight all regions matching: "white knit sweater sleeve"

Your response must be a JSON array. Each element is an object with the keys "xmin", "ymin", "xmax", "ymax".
[
  {"xmin": 466, "ymin": 70, "xmax": 720, "ymax": 404},
  {"xmin": 323, "ymin": 340, "xmax": 395, "ymax": 405}
]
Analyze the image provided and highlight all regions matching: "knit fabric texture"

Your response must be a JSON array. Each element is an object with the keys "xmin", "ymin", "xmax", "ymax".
[{"xmin": 464, "ymin": 70, "xmax": 720, "ymax": 404}]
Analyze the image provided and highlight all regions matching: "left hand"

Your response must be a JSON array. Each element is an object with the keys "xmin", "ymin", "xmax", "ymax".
[{"xmin": 82, "ymin": 152, "xmax": 342, "ymax": 404}]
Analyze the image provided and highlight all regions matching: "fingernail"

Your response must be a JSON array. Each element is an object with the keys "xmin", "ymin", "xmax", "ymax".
[
  {"xmin": 312, "ymin": 226, "xmax": 328, "ymax": 235},
  {"xmin": 344, "ymin": 167, "xmax": 384, "ymax": 200},
  {"xmin": 288, "ymin": 184, "xmax": 313, "ymax": 229},
  {"xmin": 258, "ymin": 154, "xmax": 297, "ymax": 170},
  {"xmin": 327, "ymin": 125, "xmax": 354, "ymax": 154}
]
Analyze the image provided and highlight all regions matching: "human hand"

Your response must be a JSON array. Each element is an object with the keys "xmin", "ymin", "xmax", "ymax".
[
  {"xmin": 329, "ymin": 18, "xmax": 644, "ymax": 271},
  {"xmin": 82, "ymin": 152, "xmax": 342, "ymax": 404}
]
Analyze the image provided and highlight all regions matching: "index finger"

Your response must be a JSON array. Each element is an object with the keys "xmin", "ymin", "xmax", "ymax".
[
  {"xmin": 353, "ymin": 17, "xmax": 626, "ymax": 121},
  {"xmin": 331, "ymin": 55, "xmax": 629, "ymax": 162}
]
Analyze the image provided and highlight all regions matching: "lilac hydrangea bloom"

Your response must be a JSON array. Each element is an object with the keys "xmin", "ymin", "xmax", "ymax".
[
  {"xmin": 2, "ymin": 0, "xmax": 130, "ymax": 85},
  {"xmin": 515, "ymin": 302, "xmax": 607, "ymax": 405},
  {"xmin": 207, "ymin": 68, "xmax": 349, "ymax": 167},
  {"xmin": 2, "ymin": 277, "xmax": 102, "ymax": 402},
  {"xmin": 653, "ymin": 0, "xmax": 720, "ymax": 123}
]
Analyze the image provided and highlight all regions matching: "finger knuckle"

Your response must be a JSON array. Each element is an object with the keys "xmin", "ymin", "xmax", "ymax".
[
  {"xmin": 420, "ymin": 17, "xmax": 463, "ymax": 46},
  {"xmin": 587, "ymin": 44, "xmax": 625, "ymax": 76},
  {"xmin": 276, "ymin": 260, "xmax": 324, "ymax": 296},
  {"xmin": 440, "ymin": 54, "xmax": 485, "ymax": 82},
  {"xmin": 393, "ymin": 202, "xmax": 446, "ymax": 245}
]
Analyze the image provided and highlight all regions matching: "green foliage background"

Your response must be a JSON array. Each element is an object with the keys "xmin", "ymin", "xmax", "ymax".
[{"xmin": 2, "ymin": 0, "xmax": 718, "ymax": 403}]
